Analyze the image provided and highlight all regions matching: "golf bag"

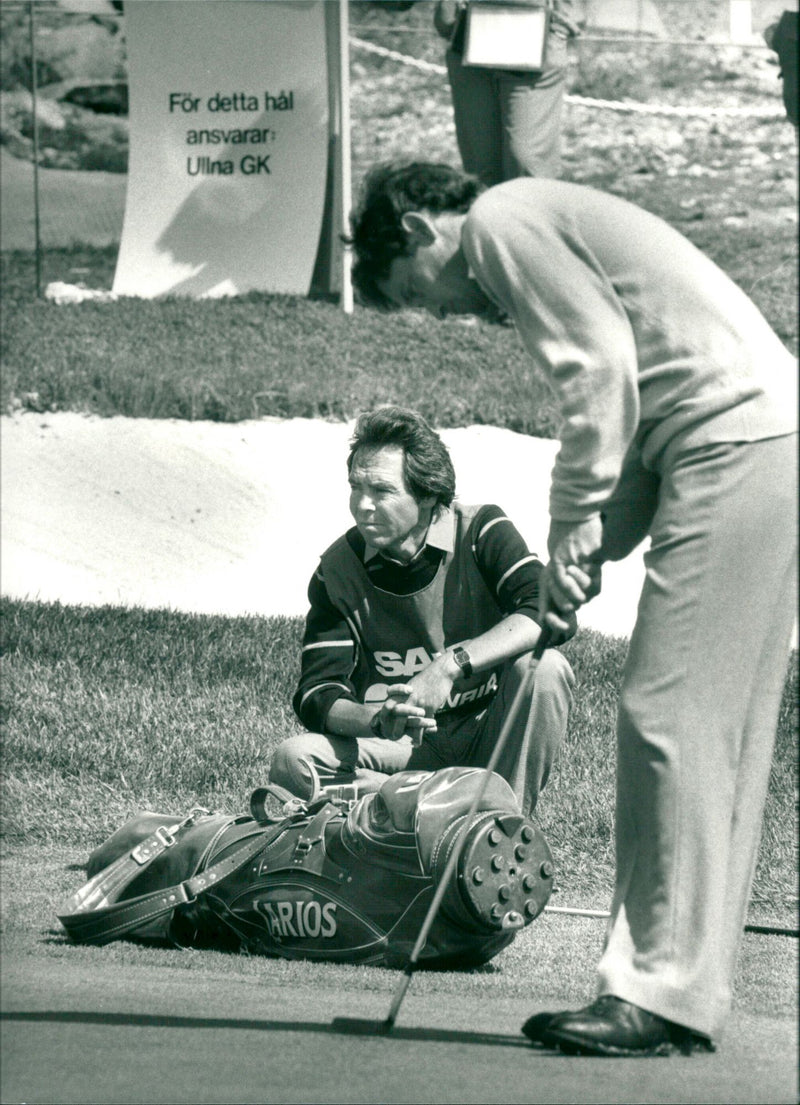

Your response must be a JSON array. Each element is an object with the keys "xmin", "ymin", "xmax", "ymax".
[{"xmin": 58, "ymin": 766, "xmax": 554, "ymax": 968}]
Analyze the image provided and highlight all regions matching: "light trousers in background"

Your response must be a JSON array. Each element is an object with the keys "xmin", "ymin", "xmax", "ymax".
[
  {"xmin": 445, "ymin": 44, "xmax": 567, "ymax": 184},
  {"xmin": 269, "ymin": 648, "xmax": 574, "ymax": 818},
  {"xmin": 596, "ymin": 431, "xmax": 798, "ymax": 1038}
]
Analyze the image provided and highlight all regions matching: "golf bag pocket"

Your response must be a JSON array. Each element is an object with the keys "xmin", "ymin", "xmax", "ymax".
[{"xmin": 58, "ymin": 767, "xmax": 554, "ymax": 968}]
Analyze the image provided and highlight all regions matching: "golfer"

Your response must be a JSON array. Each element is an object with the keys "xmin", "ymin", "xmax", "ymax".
[
  {"xmin": 347, "ymin": 163, "xmax": 798, "ymax": 1056},
  {"xmin": 269, "ymin": 405, "xmax": 575, "ymax": 818}
]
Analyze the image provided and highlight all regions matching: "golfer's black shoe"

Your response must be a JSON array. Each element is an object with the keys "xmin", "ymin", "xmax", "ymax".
[
  {"xmin": 536, "ymin": 995, "xmax": 715, "ymax": 1057},
  {"xmin": 521, "ymin": 1010, "xmax": 557, "ymax": 1044}
]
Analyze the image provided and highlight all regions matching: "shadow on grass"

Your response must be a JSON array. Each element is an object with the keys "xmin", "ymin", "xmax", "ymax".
[{"xmin": 0, "ymin": 1009, "xmax": 530, "ymax": 1048}]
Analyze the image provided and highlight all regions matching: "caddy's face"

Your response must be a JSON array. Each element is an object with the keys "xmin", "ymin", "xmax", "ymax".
[{"xmin": 348, "ymin": 445, "xmax": 435, "ymax": 562}]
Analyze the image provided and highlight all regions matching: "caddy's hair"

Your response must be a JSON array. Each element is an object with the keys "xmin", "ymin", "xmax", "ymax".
[
  {"xmin": 347, "ymin": 405, "xmax": 456, "ymax": 512},
  {"xmin": 348, "ymin": 161, "xmax": 484, "ymax": 308}
]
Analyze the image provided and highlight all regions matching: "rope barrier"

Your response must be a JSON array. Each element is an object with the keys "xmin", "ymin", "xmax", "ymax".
[
  {"xmin": 352, "ymin": 36, "xmax": 448, "ymax": 75},
  {"xmin": 563, "ymin": 94, "xmax": 784, "ymax": 117},
  {"xmin": 350, "ymin": 36, "xmax": 785, "ymax": 119},
  {"xmin": 353, "ymin": 25, "xmax": 777, "ymax": 48},
  {"xmin": 544, "ymin": 905, "xmax": 799, "ymax": 938}
]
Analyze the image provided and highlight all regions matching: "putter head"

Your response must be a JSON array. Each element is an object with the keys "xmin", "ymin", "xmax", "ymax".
[{"xmin": 331, "ymin": 1016, "xmax": 392, "ymax": 1036}]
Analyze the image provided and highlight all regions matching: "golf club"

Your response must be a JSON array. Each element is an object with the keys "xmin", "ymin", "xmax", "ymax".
[{"xmin": 333, "ymin": 627, "xmax": 553, "ymax": 1036}]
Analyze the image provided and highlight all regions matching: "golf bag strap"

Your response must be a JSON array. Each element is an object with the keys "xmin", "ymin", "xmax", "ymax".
[{"xmin": 58, "ymin": 815, "xmax": 277, "ymax": 945}]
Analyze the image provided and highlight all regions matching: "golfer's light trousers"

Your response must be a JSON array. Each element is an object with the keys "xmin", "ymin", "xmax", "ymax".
[{"xmin": 596, "ymin": 432, "xmax": 797, "ymax": 1037}]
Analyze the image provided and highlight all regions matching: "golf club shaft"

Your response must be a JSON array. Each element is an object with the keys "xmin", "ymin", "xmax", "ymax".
[
  {"xmin": 384, "ymin": 628, "xmax": 552, "ymax": 1026},
  {"xmin": 384, "ymin": 968, "xmax": 413, "ymax": 1030}
]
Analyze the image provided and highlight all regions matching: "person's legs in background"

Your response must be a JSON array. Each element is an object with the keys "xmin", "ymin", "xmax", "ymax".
[
  {"xmin": 446, "ymin": 30, "xmax": 568, "ymax": 183},
  {"xmin": 498, "ymin": 64, "xmax": 565, "ymax": 180},
  {"xmin": 446, "ymin": 47, "xmax": 504, "ymax": 185},
  {"xmin": 269, "ymin": 729, "xmax": 415, "ymax": 798}
]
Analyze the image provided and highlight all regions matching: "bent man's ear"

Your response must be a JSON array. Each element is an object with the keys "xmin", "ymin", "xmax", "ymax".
[{"xmin": 400, "ymin": 212, "xmax": 437, "ymax": 247}]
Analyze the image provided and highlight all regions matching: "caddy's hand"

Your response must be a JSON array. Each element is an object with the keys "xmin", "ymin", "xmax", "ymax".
[
  {"xmin": 402, "ymin": 652, "xmax": 459, "ymax": 722},
  {"xmin": 376, "ymin": 685, "xmax": 439, "ymax": 743}
]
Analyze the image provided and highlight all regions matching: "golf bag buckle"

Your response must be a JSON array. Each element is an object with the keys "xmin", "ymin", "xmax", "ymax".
[
  {"xmin": 132, "ymin": 823, "xmax": 180, "ymax": 865},
  {"xmin": 291, "ymin": 806, "xmax": 338, "ymax": 863},
  {"xmin": 179, "ymin": 807, "xmax": 210, "ymax": 829},
  {"xmin": 293, "ymin": 836, "xmax": 313, "ymax": 860}
]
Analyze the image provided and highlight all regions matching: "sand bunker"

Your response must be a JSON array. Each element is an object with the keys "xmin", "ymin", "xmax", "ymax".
[{"xmin": 2, "ymin": 411, "xmax": 646, "ymax": 637}]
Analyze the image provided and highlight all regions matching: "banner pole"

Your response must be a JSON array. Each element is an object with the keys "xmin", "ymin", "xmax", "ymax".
[
  {"xmin": 28, "ymin": 0, "xmax": 42, "ymax": 298},
  {"xmin": 338, "ymin": 0, "xmax": 353, "ymax": 313}
]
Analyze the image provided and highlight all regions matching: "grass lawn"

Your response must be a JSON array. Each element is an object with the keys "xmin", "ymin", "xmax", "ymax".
[
  {"xmin": 1, "ymin": 597, "xmax": 797, "ymax": 1019},
  {"xmin": 2, "ymin": 845, "xmax": 797, "ymax": 1025},
  {"xmin": 2, "ymin": 599, "xmax": 796, "ymax": 923}
]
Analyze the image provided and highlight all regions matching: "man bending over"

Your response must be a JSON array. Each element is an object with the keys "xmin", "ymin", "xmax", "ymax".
[{"xmin": 345, "ymin": 162, "xmax": 797, "ymax": 1057}]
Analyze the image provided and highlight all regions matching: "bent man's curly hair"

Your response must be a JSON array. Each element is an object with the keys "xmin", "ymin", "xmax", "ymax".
[{"xmin": 347, "ymin": 161, "xmax": 484, "ymax": 308}]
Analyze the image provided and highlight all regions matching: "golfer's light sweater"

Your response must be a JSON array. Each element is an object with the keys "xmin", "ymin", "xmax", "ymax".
[{"xmin": 462, "ymin": 179, "xmax": 797, "ymax": 523}]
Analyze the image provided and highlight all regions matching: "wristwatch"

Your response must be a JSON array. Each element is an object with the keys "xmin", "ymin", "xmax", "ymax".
[{"xmin": 451, "ymin": 646, "xmax": 473, "ymax": 679}]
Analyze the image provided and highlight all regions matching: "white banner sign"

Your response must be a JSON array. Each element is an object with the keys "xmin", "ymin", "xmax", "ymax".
[{"xmin": 113, "ymin": 0, "xmax": 330, "ymax": 298}]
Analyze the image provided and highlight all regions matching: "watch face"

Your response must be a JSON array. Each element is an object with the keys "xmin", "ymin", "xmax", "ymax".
[{"xmin": 454, "ymin": 647, "xmax": 472, "ymax": 676}]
